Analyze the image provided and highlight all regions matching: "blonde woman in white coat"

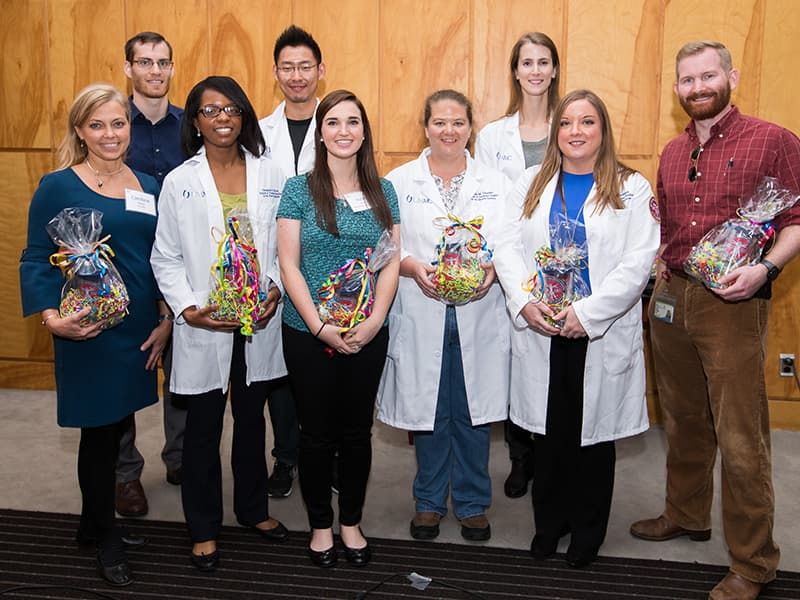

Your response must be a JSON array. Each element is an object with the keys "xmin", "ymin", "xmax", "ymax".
[
  {"xmin": 377, "ymin": 90, "xmax": 512, "ymax": 543},
  {"xmin": 493, "ymin": 90, "xmax": 659, "ymax": 568},
  {"xmin": 151, "ymin": 77, "xmax": 289, "ymax": 572},
  {"xmin": 474, "ymin": 32, "xmax": 561, "ymax": 499}
]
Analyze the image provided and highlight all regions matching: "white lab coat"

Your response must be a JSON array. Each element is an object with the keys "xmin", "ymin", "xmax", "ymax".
[
  {"xmin": 475, "ymin": 112, "xmax": 527, "ymax": 182},
  {"xmin": 258, "ymin": 99, "xmax": 318, "ymax": 178},
  {"xmin": 376, "ymin": 149, "xmax": 512, "ymax": 431},
  {"xmin": 150, "ymin": 147, "xmax": 288, "ymax": 394},
  {"xmin": 492, "ymin": 168, "xmax": 660, "ymax": 445}
]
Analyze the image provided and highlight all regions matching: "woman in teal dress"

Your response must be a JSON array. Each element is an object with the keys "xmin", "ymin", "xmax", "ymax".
[{"xmin": 19, "ymin": 83, "xmax": 172, "ymax": 587}]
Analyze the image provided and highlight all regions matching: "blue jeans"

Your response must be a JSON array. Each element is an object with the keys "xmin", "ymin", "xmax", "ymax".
[{"xmin": 413, "ymin": 306, "xmax": 491, "ymax": 520}]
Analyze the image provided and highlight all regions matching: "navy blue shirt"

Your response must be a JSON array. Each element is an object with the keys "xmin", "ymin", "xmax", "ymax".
[{"xmin": 127, "ymin": 98, "xmax": 184, "ymax": 185}]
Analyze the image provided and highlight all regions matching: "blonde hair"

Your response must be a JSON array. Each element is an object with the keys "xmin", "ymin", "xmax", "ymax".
[
  {"xmin": 522, "ymin": 89, "xmax": 635, "ymax": 219},
  {"xmin": 675, "ymin": 41, "xmax": 733, "ymax": 80},
  {"xmin": 56, "ymin": 83, "xmax": 129, "ymax": 169}
]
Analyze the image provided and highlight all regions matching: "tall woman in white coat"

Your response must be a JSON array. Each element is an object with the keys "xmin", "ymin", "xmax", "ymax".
[
  {"xmin": 475, "ymin": 32, "xmax": 560, "ymax": 182},
  {"xmin": 377, "ymin": 90, "xmax": 512, "ymax": 542},
  {"xmin": 474, "ymin": 31, "xmax": 562, "ymax": 500},
  {"xmin": 493, "ymin": 90, "xmax": 659, "ymax": 567},
  {"xmin": 151, "ymin": 77, "xmax": 289, "ymax": 572}
]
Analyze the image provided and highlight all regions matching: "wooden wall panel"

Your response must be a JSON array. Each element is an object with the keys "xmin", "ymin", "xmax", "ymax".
[
  {"xmin": 125, "ymin": 0, "xmax": 209, "ymax": 109},
  {"xmin": 659, "ymin": 0, "xmax": 761, "ymax": 148},
  {"xmin": 0, "ymin": 151, "xmax": 54, "ymax": 361},
  {"xmin": 760, "ymin": 0, "xmax": 800, "ymax": 133},
  {"xmin": 471, "ymin": 0, "xmax": 565, "ymax": 131},
  {"xmin": 209, "ymin": 1, "xmax": 289, "ymax": 117},
  {"xmin": 48, "ymin": 0, "xmax": 127, "ymax": 141},
  {"xmin": 293, "ymin": 0, "xmax": 381, "ymax": 134},
  {"xmin": 566, "ymin": 0, "xmax": 662, "ymax": 157},
  {"xmin": 379, "ymin": 0, "xmax": 471, "ymax": 154},
  {"xmin": 2, "ymin": 0, "xmax": 798, "ymax": 423},
  {"xmin": 0, "ymin": 1, "xmax": 50, "ymax": 149}
]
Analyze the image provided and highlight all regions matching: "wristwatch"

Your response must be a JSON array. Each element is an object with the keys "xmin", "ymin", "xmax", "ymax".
[{"xmin": 760, "ymin": 259, "xmax": 781, "ymax": 281}]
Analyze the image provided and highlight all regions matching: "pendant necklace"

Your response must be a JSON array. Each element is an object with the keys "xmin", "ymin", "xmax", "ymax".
[{"xmin": 85, "ymin": 159, "xmax": 124, "ymax": 188}]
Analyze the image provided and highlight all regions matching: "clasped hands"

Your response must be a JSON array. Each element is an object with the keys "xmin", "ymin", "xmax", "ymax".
[{"xmin": 520, "ymin": 301, "xmax": 587, "ymax": 339}]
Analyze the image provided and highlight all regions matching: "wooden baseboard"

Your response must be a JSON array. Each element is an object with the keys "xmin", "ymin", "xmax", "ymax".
[{"xmin": 0, "ymin": 359, "xmax": 55, "ymax": 390}]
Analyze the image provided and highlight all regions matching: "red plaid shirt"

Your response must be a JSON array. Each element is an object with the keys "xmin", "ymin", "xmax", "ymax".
[{"xmin": 657, "ymin": 106, "xmax": 800, "ymax": 269}]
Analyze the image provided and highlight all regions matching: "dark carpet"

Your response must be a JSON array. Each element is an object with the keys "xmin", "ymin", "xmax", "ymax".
[{"xmin": 1, "ymin": 509, "xmax": 798, "ymax": 599}]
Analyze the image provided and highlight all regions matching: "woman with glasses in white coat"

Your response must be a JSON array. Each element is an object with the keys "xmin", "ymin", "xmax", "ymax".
[
  {"xmin": 377, "ymin": 89, "xmax": 512, "ymax": 543},
  {"xmin": 151, "ymin": 76, "xmax": 289, "ymax": 573},
  {"xmin": 493, "ymin": 89, "xmax": 659, "ymax": 568},
  {"xmin": 475, "ymin": 32, "xmax": 562, "ymax": 498}
]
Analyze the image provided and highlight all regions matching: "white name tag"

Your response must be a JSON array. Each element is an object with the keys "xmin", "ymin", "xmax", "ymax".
[
  {"xmin": 125, "ymin": 189, "xmax": 156, "ymax": 216},
  {"xmin": 344, "ymin": 191, "xmax": 370, "ymax": 212}
]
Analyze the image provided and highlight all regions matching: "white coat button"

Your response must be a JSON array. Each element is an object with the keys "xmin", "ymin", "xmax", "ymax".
[{"xmin": 691, "ymin": 220, "xmax": 697, "ymax": 226}]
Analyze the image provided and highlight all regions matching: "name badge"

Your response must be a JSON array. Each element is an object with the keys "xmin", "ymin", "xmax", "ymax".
[
  {"xmin": 652, "ymin": 291, "xmax": 676, "ymax": 324},
  {"xmin": 125, "ymin": 189, "xmax": 156, "ymax": 216},
  {"xmin": 344, "ymin": 192, "xmax": 370, "ymax": 212}
]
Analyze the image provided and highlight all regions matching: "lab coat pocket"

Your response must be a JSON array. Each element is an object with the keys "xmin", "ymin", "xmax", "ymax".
[{"xmin": 601, "ymin": 310, "xmax": 642, "ymax": 375}]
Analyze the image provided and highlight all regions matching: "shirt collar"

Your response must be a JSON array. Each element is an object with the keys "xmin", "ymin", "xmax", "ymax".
[
  {"xmin": 129, "ymin": 96, "xmax": 182, "ymax": 123},
  {"xmin": 686, "ymin": 105, "xmax": 741, "ymax": 141}
]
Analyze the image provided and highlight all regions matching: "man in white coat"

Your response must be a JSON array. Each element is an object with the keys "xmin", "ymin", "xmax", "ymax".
[{"xmin": 258, "ymin": 25, "xmax": 326, "ymax": 498}]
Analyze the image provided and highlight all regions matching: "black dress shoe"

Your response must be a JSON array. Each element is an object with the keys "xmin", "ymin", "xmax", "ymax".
[
  {"xmin": 243, "ymin": 520, "xmax": 289, "ymax": 542},
  {"xmin": 166, "ymin": 467, "xmax": 182, "ymax": 486},
  {"xmin": 504, "ymin": 457, "xmax": 533, "ymax": 498},
  {"xmin": 97, "ymin": 561, "xmax": 133, "ymax": 587},
  {"xmin": 190, "ymin": 550, "xmax": 219, "ymax": 572},
  {"xmin": 308, "ymin": 545, "xmax": 338, "ymax": 568},
  {"xmin": 565, "ymin": 544, "xmax": 598, "ymax": 568},
  {"xmin": 342, "ymin": 542, "xmax": 371, "ymax": 566}
]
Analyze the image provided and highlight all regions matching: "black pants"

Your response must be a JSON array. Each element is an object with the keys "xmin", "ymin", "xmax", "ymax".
[
  {"xmin": 532, "ymin": 336, "xmax": 615, "ymax": 552},
  {"xmin": 505, "ymin": 419, "xmax": 535, "ymax": 462},
  {"xmin": 78, "ymin": 414, "xmax": 132, "ymax": 542},
  {"xmin": 177, "ymin": 333, "xmax": 273, "ymax": 543},
  {"xmin": 266, "ymin": 376, "xmax": 299, "ymax": 466},
  {"xmin": 282, "ymin": 324, "xmax": 389, "ymax": 530}
]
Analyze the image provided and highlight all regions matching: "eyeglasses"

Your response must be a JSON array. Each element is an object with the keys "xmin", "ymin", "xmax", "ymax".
[
  {"xmin": 687, "ymin": 145, "xmax": 703, "ymax": 182},
  {"xmin": 277, "ymin": 63, "xmax": 318, "ymax": 74},
  {"xmin": 197, "ymin": 104, "xmax": 243, "ymax": 119},
  {"xmin": 130, "ymin": 58, "xmax": 173, "ymax": 70}
]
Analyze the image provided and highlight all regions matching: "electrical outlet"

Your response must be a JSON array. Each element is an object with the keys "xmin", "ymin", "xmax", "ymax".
[{"xmin": 779, "ymin": 353, "xmax": 796, "ymax": 377}]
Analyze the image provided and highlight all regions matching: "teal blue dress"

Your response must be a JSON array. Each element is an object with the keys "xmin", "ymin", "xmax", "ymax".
[{"xmin": 19, "ymin": 168, "xmax": 161, "ymax": 427}]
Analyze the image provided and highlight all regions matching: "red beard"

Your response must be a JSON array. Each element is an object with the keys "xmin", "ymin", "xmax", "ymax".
[{"xmin": 679, "ymin": 84, "xmax": 731, "ymax": 121}]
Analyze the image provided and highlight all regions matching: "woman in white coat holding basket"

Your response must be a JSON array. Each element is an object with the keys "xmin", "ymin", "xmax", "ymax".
[
  {"xmin": 151, "ymin": 76, "xmax": 289, "ymax": 572},
  {"xmin": 493, "ymin": 89, "xmax": 659, "ymax": 568},
  {"xmin": 377, "ymin": 89, "xmax": 512, "ymax": 543}
]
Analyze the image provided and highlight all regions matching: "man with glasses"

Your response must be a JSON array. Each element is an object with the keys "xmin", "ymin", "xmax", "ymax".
[
  {"xmin": 258, "ymin": 25, "xmax": 326, "ymax": 498},
  {"xmin": 630, "ymin": 41, "xmax": 800, "ymax": 600},
  {"xmin": 114, "ymin": 31, "xmax": 185, "ymax": 518}
]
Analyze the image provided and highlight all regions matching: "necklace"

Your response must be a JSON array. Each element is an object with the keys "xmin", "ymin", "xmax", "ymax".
[{"xmin": 84, "ymin": 159, "xmax": 125, "ymax": 188}]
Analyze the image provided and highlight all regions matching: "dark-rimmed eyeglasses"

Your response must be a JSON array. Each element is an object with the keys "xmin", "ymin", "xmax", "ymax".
[
  {"xmin": 687, "ymin": 145, "xmax": 703, "ymax": 182},
  {"xmin": 277, "ymin": 63, "xmax": 318, "ymax": 74},
  {"xmin": 130, "ymin": 58, "xmax": 173, "ymax": 70},
  {"xmin": 197, "ymin": 105, "xmax": 242, "ymax": 119}
]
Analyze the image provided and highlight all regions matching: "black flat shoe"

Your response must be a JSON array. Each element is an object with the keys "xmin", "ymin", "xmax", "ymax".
[
  {"xmin": 190, "ymin": 550, "xmax": 219, "ymax": 572},
  {"xmin": 255, "ymin": 521, "xmax": 289, "ymax": 542},
  {"xmin": 565, "ymin": 544, "xmax": 598, "ymax": 568},
  {"xmin": 97, "ymin": 560, "xmax": 133, "ymax": 587},
  {"xmin": 308, "ymin": 545, "xmax": 338, "ymax": 568},
  {"xmin": 342, "ymin": 542, "xmax": 371, "ymax": 566}
]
